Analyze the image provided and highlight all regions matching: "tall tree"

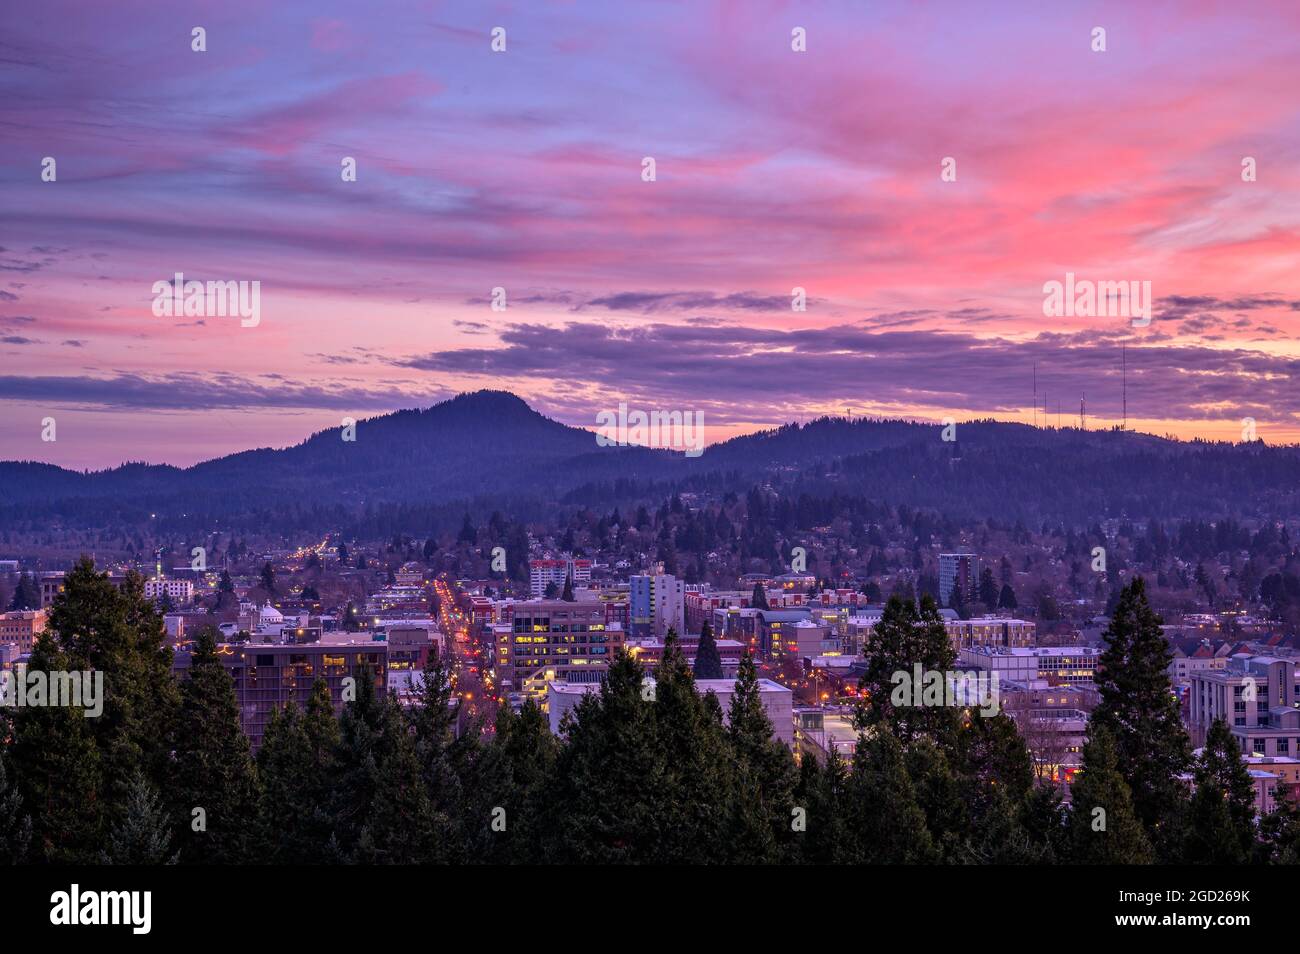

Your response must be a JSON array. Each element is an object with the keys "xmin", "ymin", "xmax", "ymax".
[
  {"xmin": 0, "ymin": 748, "xmax": 32, "ymax": 864},
  {"xmin": 859, "ymin": 594, "xmax": 958, "ymax": 747},
  {"xmin": 1068, "ymin": 726, "xmax": 1154, "ymax": 864},
  {"xmin": 256, "ymin": 680, "xmax": 339, "ymax": 863},
  {"xmin": 99, "ymin": 772, "xmax": 178, "ymax": 865},
  {"xmin": 543, "ymin": 650, "xmax": 668, "ymax": 863},
  {"xmin": 751, "ymin": 582, "xmax": 770, "ymax": 611},
  {"xmin": 692, "ymin": 620, "xmax": 724, "ymax": 679},
  {"xmin": 727, "ymin": 652, "xmax": 799, "ymax": 862},
  {"xmin": 1090, "ymin": 577, "xmax": 1191, "ymax": 858},
  {"xmin": 171, "ymin": 630, "xmax": 259, "ymax": 864},
  {"xmin": 1184, "ymin": 718, "xmax": 1256, "ymax": 864},
  {"xmin": 844, "ymin": 727, "xmax": 937, "ymax": 863}
]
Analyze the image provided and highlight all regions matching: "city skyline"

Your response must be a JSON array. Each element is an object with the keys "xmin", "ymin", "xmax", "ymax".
[{"xmin": 3, "ymin": 0, "xmax": 1300, "ymax": 469}]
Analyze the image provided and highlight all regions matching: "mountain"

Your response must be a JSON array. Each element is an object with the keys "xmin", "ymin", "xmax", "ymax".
[{"xmin": 1, "ymin": 390, "xmax": 1298, "ymax": 532}]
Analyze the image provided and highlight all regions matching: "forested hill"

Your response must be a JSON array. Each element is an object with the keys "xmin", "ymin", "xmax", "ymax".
[{"xmin": 1, "ymin": 390, "xmax": 1295, "ymax": 531}]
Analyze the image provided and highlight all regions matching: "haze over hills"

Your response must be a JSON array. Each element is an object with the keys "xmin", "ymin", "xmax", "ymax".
[{"xmin": 1, "ymin": 389, "xmax": 1297, "ymax": 532}]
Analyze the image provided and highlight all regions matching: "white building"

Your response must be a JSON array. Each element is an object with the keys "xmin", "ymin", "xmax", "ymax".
[
  {"xmin": 145, "ymin": 578, "xmax": 193, "ymax": 604},
  {"xmin": 529, "ymin": 558, "xmax": 592, "ymax": 598}
]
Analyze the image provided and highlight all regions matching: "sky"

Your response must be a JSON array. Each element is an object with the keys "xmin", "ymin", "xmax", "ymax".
[{"xmin": 2, "ymin": 0, "xmax": 1300, "ymax": 470}]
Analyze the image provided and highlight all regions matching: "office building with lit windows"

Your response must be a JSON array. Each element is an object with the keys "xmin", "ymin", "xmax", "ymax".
[
  {"xmin": 497, "ymin": 599, "xmax": 625, "ymax": 696},
  {"xmin": 173, "ymin": 635, "xmax": 388, "ymax": 751}
]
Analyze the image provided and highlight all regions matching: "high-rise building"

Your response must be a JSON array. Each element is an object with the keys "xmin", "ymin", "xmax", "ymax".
[
  {"xmin": 939, "ymin": 552, "xmax": 980, "ymax": 607},
  {"xmin": 529, "ymin": 558, "xmax": 592, "ymax": 598},
  {"xmin": 629, "ymin": 573, "xmax": 685, "ymax": 637}
]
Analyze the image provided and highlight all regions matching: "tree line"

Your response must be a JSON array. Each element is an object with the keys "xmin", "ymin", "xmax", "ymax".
[{"xmin": 2, "ymin": 561, "xmax": 1299, "ymax": 864}]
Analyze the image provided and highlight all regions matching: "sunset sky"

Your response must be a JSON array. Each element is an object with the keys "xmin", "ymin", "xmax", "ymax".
[{"xmin": 3, "ymin": 0, "xmax": 1300, "ymax": 469}]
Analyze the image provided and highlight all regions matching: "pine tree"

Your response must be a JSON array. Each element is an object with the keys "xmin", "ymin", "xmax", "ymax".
[
  {"xmin": 751, "ymin": 582, "xmax": 770, "ymax": 611},
  {"xmin": 998, "ymin": 583, "xmax": 1018, "ymax": 610},
  {"xmin": 256, "ymin": 680, "xmax": 339, "ymax": 863},
  {"xmin": 330, "ymin": 662, "xmax": 443, "ymax": 863},
  {"xmin": 794, "ymin": 747, "xmax": 852, "ymax": 863},
  {"xmin": 1090, "ymin": 577, "xmax": 1191, "ymax": 859},
  {"xmin": 544, "ymin": 650, "xmax": 668, "ymax": 863},
  {"xmin": 171, "ymin": 630, "xmax": 259, "ymax": 864},
  {"xmin": 844, "ymin": 727, "xmax": 937, "ymax": 863},
  {"xmin": 10, "ymin": 631, "xmax": 105, "ymax": 862},
  {"xmin": 8, "ymin": 572, "xmax": 39, "ymax": 610},
  {"xmin": 651, "ymin": 631, "xmax": 735, "ymax": 862},
  {"xmin": 904, "ymin": 737, "xmax": 971, "ymax": 862},
  {"xmin": 692, "ymin": 620, "xmax": 724, "ymax": 679},
  {"xmin": 1256, "ymin": 786, "xmax": 1300, "ymax": 864},
  {"xmin": 41, "ymin": 558, "xmax": 179, "ymax": 818},
  {"xmin": 727, "ymin": 652, "xmax": 799, "ymax": 862},
  {"xmin": 859, "ymin": 594, "xmax": 958, "ymax": 747},
  {"xmin": 0, "ymin": 748, "xmax": 32, "ymax": 864},
  {"xmin": 1184, "ymin": 718, "xmax": 1256, "ymax": 864},
  {"xmin": 1068, "ymin": 726, "xmax": 1154, "ymax": 864},
  {"xmin": 560, "ymin": 571, "xmax": 575, "ymax": 602},
  {"xmin": 99, "ymin": 771, "xmax": 178, "ymax": 865}
]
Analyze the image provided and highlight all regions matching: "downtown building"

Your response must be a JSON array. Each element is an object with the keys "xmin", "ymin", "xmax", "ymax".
[
  {"xmin": 629, "ymin": 572, "xmax": 685, "ymax": 637},
  {"xmin": 529, "ymin": 558, "xmax": 592, "ymax": 598},
  {"xmin": 938, "ymin": 552, "xmax": 980, "ymax": 606},
  {"xmin": 496, "ymin": 598, "xmax": 625, "ymax": 697},
  {"xmin": 172, "ymin": 634, "xmax": 390, "ymax": 751},
  {"xmin": 1188, "ymin": 653, "xmax": 1300, "ymax": 756}
]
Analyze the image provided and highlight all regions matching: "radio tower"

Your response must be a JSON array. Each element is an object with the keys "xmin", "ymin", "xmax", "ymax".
[
  {"xmin": 1033, "ymin": 361, "xmax": 1038, "ymax": 429},
  {"xmin": 1122, "ymin": 343, "xmax": 1128, "ymax": 430}
]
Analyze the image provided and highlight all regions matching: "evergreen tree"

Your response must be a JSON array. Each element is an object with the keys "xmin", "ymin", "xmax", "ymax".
[
  {"xmin": 9, "ymin": 631, "xmax": 104, "ymax": 863},
  {"xmin": 256, "ymin": 680, "xmax": 339, "ymax": 863},
  {"xmin": 543, "ymin": 650, "xmax": 668, "ymax": 863},
  {"xmin": 727, "ymin": 652, "xmax": 799, "ymax": 862},
  {"xmin": 751, "ymin": 582, "xmax": 770, "ymax": 611},
  {"xmin": 1090, "ymin": 578, "xmax": 1191, "ymax": 859},
  {"xmin": 650, "ymin": 631, "xmax": 735, "ymax": 862},
  {"xmin": 1256, "ymin": 786, "xmax": 1300, "ymax": 864},
  {"xmin": 8, "ymin": 572, "xmax": 39, "ymax": 610},
  {"xmin": 1068, "ymin": 726, "xmax": 1154, "ymax": 864},
  {"xmin": 997, "ymin": 583, "xmax": 1018, "ymax": 610},
  {"xmin": 1184, "ymin": 718, "xmax": 1256, "ymax": 864},
  {"xmin": 259, "ymin": 562, "xmax": 276, "ymax": 594},
  {"xmin": 793, "ymin": 747, "xmax": 853, "ymax": 863},
  {"xmin": 171, "ymin": 630, "xmax": 259, "ymax": 864},
  {"xmin": 978, "ymin": 567, "xmax": 998, "ymax": 607},
  {"xmin": 39, "ymin": 559, "xmax": 180, "ymax": 816},
  {"xmin": 560, "ymin": 571, "xmax": 575, "ymax": 602},
  {"xmin": 844, "ymin": 727, "xmax": 937, "ymax": 863},
  {"xmin": 330, "ymin": 662, "xmax": 443, "ymax": 863},
  {"xmin": 99, "ymin": 772, "xmax": 178, "ymax": 865},
  {"xmin": 0, "ymin": 749, "xmax": 32, "ymax": 864},
  {"xmin": 904, "ymin": 737, "xmax": 971, "ymax": 862},
  {"xmin": 859, "ymin": 594, "xmax": 958, "ymax": 747},
  {"xmin": 692, "ymin": 620, "xmax": 724, "ymax": 679}
]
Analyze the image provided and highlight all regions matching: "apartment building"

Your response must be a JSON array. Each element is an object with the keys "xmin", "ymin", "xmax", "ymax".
[
  {"xmin": 629, "ymin": 572, "xmax": 684, "ymax": 637},
  {"xmin": 0, "ymin": 609, "xmax": 47, "ymax": 652},
  {"xmin": 958, "ymin": 645, "xmax": 1101, "ymax": 686},
  {"xmin": 939, "ymin": 552, "xmax": 979, "ymax": 606},
  {"xmin": 1188, "ymin": 654, "xmax": 1300, "ymax": 755},
  {"xmin": 529, "ymin": 558, "xmax": 592, "ymax": 598}
]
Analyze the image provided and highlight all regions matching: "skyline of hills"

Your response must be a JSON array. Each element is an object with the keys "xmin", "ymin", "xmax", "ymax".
[{"xmin": 2, "ymin": 390, "xmax": 1298, "ymax": 533}]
